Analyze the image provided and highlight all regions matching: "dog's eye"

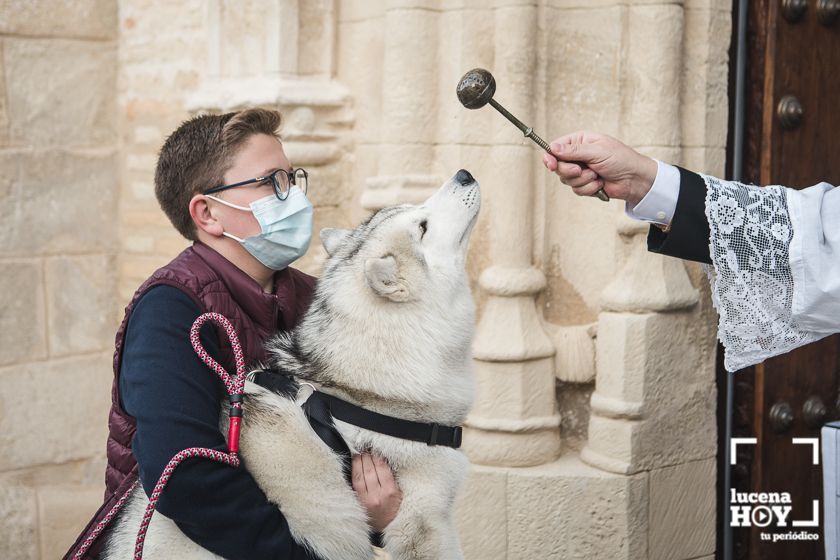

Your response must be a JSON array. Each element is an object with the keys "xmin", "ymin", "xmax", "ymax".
[{"xmin": 419, "ymin": 220, "xmax": 427, "ymax": 238}]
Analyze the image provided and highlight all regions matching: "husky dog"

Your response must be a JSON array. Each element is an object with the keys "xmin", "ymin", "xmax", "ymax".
[{"xmin": 103, "ymin": 169, "xmax": 480, "ymax": 560}]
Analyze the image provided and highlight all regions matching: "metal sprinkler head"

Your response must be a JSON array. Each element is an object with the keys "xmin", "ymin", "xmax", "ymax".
[{"xmin": 456, "ymin": 68, "xmax": 496, "ymax": 110}]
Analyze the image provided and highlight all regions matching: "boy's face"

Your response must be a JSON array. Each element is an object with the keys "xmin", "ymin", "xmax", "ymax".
[{"xmin": 208, "ymin": 133, "xmax": 293, "ymax": 240}]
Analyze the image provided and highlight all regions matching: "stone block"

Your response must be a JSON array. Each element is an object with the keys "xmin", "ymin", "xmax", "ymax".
[
  {"xmin": 544, "ymin": 183, "xmax": 622, "ymax": 313},
  {"xmin": 487, "ymin": 8, "xmax": 541, "ymax": 149},
  {"xmin": 120, "ymin": 209, "xmax": 171, "ymax": 229},
  {"xmin": 681, "ymin": 8, "xmax": 731, "ymax": 148},
  {"xmin": 649, "ymin": 458, "xmax": 716, "ymax": 560},
  {"xmin": 0, "ymin": 39, "xmax": 8, "ymax": 147},
  {"xmin": 505, "ymin": 454, "xmax": 648, "ymax": 559},
  {"xmin": 213, "ymin": 2, "xmax": 296, "ymax": 78},
  {"xmin": 45, "ymin": 254, "xmax": 117, "ymax": 356},
  {"xmin": 637, "ymin": 146, "xmax": 682, "ymax": 168},
  {"xmin": 600, "ymin": 238, "xmax": 699, "ymax": 313},
  {"xmin": 431, "ymin": 143, "xmax": 503, "ymax": 196},
  {"xmin": 495, "ymin": 0, "xmax": 550, "ymax": 5},
  {"xmin": 299, "ymin": 0, "xmax": 335, "ymax": 78},
  {"xmin": 545, "ymin": 0, "xmax": 619, "ymax": 7},
  {"xmin": 344, "ymin": 144, "xmax": 379, "ymax": 221},
  {"xmin": 125, "ymin": 152, "xmax": 157, "ymax": 172},
  {"xmin": 634, "ymin": 319, "xmax": 718, "ymax": 469},
  {"xmin": 463, "ymin": 144, "xmax": 536, "ymax": 250},
  {"xmin": 584, "ymin": 415, "xmax": 639, "ymax": 472},
  {"xmin": 129, "ymin": 179, "xmax": 155, "ymax": 201},
  {"xmin": 0, "ymin": 352, "xmax": 112, "ymax": 471},
  {"xmin": 0, "ymin": 150, "xmax": 18, "ymax": 224},
  {"xmin": 4, "ymin": 38, "xmax": 116, "ymax": 147},
  {"xmin": 384, "ymin": 0, "xmax": 440, "ymax": 10},
  {"xmin": 152, "ymin": 235, "xmax": 189, "ymax": 259},
  {"xmin": 301, "ymin": 162, "xmax": 354, "ymax": 209},
  {"xmin": 2, "ymin": 454, "xmax": 105, "ymax": 488},
  {"xmin": 0, "ymin": 0, "xmax": 117, "ymax": 40},
  {"xmin": 0, "ymin": 480, "xmax": 38, "ymax": 559},
  {"xmin": 454, "ymin": 464, "xmax": 508, "ymax": 560},
  {"xmin": 0, "ymin": 258, "xmax": 47, "ymax": 366},
  {"xmin": 471, "ymin": 358, "xmax": 558, "ymax": 419},
  {"xmin": 595, "ymin": 312, "xmax": 649, "ymax": 405},
  {"xmin": 589, "ymin": 311, "xmax": 718, "ymax": 472},
  {"xmin": 682, "ymin": 146, "xmax": 726, "ymax": 177},
  {"xmin": 436, "ymin": 0, "xmax": 492, "ymax": 8},
  {"xmin": 380, "ymin": 8, "xmax": 440, "ymax": 144},
  {"xmin": 435, "ymin": 7, "xmax": 496, "ymax": 147},
  {"xmin": 542, "ymin": 248, "xmax": 598, "ymax": 326},
  {"xmin": 620, "ymin": 4, "xmax": 685, "ymax": 147},
  {"xmin": 545, "ymin": 5, "xmax": 623, "ymax": 137},
  {"xmin": 118, "ymin": 254, "xmax": 172, "ymax": 303},
  {"xmin": 122, "ymin": 234, "xmax": 155, "ymax": 254},
  {"xmin": 37, "ymin": 484, "xmax": 104, "ymax": 559},
  {"xmin": 337, "ymin": 17, "xmax": 383, "ymax": 144},
  {"xmin": 0, "ymin": 149, "xmax": 118, "ymax": 257},
  {"xmin": 132, "ymin": 125, "xmax": 164, "ymax": 145},
  {"xmin": 337, "ymin": 0, "xmax": 384, "ymax": 23}
]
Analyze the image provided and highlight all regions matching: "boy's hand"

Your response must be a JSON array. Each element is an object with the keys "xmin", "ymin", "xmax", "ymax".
[
  {"xmin": 351, "ymin": 452, "xmax": 402, "ymax": 533},
  {"xmin": 542, "ymin": 130, "xmax": 657, "ymax": 206}
]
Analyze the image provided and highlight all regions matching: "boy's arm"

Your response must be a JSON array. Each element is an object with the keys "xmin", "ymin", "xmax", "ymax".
[{"xmin": 120, "ymin": 284, "xmax": 323, "ymax": 560}]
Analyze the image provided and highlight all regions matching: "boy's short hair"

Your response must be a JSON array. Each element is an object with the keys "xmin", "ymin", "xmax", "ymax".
[{"xmin": 155, "ymin": 108, "xmax": 283, "ymax": 240}]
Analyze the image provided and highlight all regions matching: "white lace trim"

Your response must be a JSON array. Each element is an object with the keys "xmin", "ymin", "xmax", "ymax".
[{"xmin": 702, "ymin": 174, "xmax": 823, "ymax": 372}]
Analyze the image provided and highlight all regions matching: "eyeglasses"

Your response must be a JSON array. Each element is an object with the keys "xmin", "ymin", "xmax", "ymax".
[{"xmin": 204, "ymin": 168, "xmax": 309, "ymax": 201}]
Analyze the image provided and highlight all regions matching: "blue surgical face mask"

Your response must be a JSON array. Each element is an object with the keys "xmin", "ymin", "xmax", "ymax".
[{"xmin": 207, "ymin": 186, "xmax": 313, "ymax": 271}]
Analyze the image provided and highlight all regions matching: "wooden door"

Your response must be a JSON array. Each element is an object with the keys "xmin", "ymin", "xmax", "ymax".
[{"xmin": 724, "ymin": 1, "xmax": 840, "ymax": 559}]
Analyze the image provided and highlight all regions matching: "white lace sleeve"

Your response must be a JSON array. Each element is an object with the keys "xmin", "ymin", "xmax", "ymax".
[{"xmin": 702, "ymin": 174, "xmax": 824, "ymax": 372}]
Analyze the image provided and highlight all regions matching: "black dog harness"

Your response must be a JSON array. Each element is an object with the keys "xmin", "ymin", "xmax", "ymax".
[{"xmin": 251, "ymin": 370, "xmax": 463, "ymax": 482}]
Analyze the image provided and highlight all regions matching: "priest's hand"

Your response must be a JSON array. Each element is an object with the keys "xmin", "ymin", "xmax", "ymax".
[{"xmin": 542, "ymin": 131, "xmax": 658, "ymax": 206}]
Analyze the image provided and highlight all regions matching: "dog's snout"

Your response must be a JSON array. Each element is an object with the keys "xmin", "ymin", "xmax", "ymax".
[{"xmin": 454, "ymin": 169, "xmax": 474, "ymax": 186}]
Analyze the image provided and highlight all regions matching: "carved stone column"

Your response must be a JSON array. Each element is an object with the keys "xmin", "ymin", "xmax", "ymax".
[
  {"xmin": 579, "ymin": 2, "xmax": 698, "ymax": 476},
  {"xmin": 462, "ymin": 2, "xmax": 562, "ymax": 468},
  {"xmin": 360, "ymin": 0, "xmax": 442, "ymax": 211}
]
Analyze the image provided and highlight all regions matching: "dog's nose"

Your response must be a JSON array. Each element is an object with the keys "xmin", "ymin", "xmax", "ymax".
[{"xmin": 455, "ymin": 169, "xmax": 474, "ymax": 186}]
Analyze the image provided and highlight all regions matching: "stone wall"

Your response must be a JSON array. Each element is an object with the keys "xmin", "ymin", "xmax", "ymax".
[
  {"xmin": 116, "ymin": 0, "xmax": 208, "ymax": 301},
  {"xmin": 0, "ymin": 1, "xmax": 119, "ymax": 558}
]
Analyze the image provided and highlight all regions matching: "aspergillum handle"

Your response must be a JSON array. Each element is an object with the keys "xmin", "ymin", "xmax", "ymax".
[{"xmin": 487, "ymin": 99, "xmax": 610, "ymax": 202}]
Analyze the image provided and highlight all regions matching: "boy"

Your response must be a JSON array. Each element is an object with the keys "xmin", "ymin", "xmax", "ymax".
[{"xmin": 66, "ymin": 108, "xmax": 401, "ymax": 559}]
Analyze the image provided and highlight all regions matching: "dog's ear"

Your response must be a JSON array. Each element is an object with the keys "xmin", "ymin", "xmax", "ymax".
[
  {"xmin": 364, "ymin": 255, "xmax": 410, "ymax": 302},
  {"xmin": 320, "ymin": 228, "xmax": 352, "ymax": 257}
]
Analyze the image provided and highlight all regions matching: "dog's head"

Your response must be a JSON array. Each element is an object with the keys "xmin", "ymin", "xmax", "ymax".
[
  {"xmin": 318, "ymin": 169, "xmax": 480, "ymax": 306},
  {"xmin": 276, "ymin": 170, "xmax": 480, "ymax": 401}
]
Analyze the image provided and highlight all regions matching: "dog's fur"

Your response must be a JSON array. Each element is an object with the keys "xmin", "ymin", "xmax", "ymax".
[{"xmin": 103, "ymin": 171, "xmax": 480, "ymax": 560}]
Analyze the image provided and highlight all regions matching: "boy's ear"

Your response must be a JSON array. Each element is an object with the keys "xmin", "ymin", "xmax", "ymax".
[
  {"xmin": 364, "ymin": 255, "xmax": 411, "ymax": 302},
  {"xmin": 190, "ymin": 194, "xmax": 224, "ymax": 238},
  {"xmin": 320, "ymin": 228, "xmax": 352, "ymax": 256}
]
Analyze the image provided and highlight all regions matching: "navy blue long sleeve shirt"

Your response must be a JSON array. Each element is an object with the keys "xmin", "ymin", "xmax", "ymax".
[{"xmin": 119, "ymin": 284, "xmax": 323, "ymax": 559}]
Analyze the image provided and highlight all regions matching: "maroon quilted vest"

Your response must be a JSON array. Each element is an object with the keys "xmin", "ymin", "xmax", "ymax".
[{"xmin": 64, "ymin": 240, "xmax": 316, "ymax": 559}]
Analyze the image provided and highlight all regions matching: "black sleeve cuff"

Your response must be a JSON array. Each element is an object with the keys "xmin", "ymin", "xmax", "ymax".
[{"xmin": 646, "ymin": 166, "xmax": 713, "ymax": 265}]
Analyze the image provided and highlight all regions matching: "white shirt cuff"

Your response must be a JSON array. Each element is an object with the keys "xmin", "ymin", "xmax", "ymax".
[{"xmin": 624, "ymin": 160, "xmax": 680, "ymax": 225}]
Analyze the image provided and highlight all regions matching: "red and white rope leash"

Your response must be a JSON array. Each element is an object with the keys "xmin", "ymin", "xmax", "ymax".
[{"xmin": 74, "ymin": 312, "xmax": 247, "ymax": 559}]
